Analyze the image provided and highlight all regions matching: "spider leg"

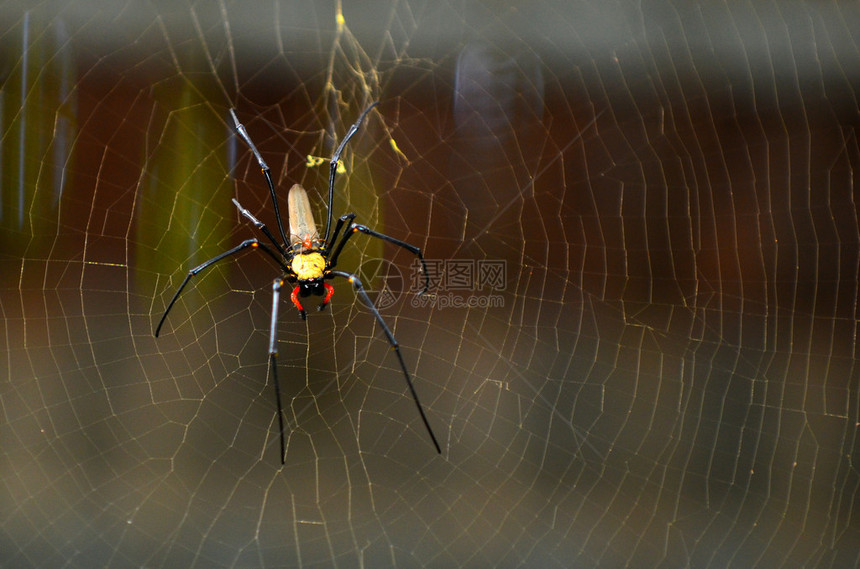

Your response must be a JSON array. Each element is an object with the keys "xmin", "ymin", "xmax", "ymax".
[
  {"xmin": 154, "ymin": 239, "xmax": 287, "ymax": 337},
  {"xmin": 329, "ymin": 270, "xmax": 441, "ymax": 454},
  {"xmin": 328, "ymin": 219, "xmax": 430, "ymax": 294},
  {"xmin": 270, "ymin": 279, "xmax": 288, "ymax": 465},
  {"xmin": 289, "ymin": 285, "xmax": 307, "ymax": 321},
  {"xmin": 232, "ymin": 199, "xmax": 289, "ymax": 258},
  {"xmin": 317, "ymin": 282, "xmax": 335, "ymax": 312},
  {"xmin": 323, "ymin": 102, "xmax": 379, "ymax": 245},
  {"xmin": 326, "ymin": 212, "xmax": 356, "ymax": 254},
  {"xmin": 230, "ymin": 109, "xmax": 291, "ymax": 249}
]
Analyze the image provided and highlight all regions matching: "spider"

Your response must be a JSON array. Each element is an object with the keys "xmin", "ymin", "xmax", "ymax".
[{"xmin": 154, "ymin": 102, "xmax": 441, "ymax": 463}]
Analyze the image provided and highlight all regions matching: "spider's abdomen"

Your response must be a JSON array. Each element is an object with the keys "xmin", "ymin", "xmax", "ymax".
[
  {"xmin": 292, "ymin": 252, "xmax": 325, "ymax": 281},
  {"xmin": 288, "ymin": 184, "xmax": 320, "ymax": 252}
]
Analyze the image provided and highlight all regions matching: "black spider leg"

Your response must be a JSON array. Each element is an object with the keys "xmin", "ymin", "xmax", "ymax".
[
  {"xmin": 155, "ymin": 239, "xmax": 288, "ymax": 337},
  {"xmin": 328, "ymin": 214, "xmax": 430, "ymax": 294},
  {"xmin": 328, "ymin": 270, "xmax": 441, "ymax": 454},
  {"xmin": 269, "ymin": 279, "xmax": 288, "ymax": 464},
  {"xmin": 323, "ymin": 101, "xmax": 379, "ymax": 246},
  {"xmin": 232, "ymin": 198, "xmax": 290, "ymax": 259},
  {"xmin": 230, "ymin": 109, "xmax": 291, "ymax": 249}
]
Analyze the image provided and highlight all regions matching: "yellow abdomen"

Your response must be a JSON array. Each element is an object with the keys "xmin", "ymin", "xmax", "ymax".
[{"xmin": 292, "ymin": 252, "xmax": 326, "ymax": 281}]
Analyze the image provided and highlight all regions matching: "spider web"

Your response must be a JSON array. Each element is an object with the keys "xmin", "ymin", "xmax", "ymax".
[{"xmin": 2, "ymin": 0, "xmax": 860, "ymax": 567}]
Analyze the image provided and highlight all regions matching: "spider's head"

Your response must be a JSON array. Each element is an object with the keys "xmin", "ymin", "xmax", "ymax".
[{"xmin": 291, "ymin": 251, "xmax": 326, "ymax": 283}]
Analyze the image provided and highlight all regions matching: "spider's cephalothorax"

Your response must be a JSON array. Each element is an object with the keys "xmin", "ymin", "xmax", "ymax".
[{"xmin": 154, "ymin": 103, "xmax": 441, "ymax": 464}]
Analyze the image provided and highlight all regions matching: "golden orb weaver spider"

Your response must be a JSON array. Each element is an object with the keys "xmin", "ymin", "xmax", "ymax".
[{"xmin": 154, "ymin": 103, "xmax": 441, "ymax": 463}]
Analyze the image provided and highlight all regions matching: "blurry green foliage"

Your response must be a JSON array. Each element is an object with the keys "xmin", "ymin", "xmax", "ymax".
[
  {"xmin": 136, "ymin": 66, "xmax": 232, "ymax": 313},
  {"xmin": 0, "ymin": 12, "xmax": 76, "ymax": 256}
]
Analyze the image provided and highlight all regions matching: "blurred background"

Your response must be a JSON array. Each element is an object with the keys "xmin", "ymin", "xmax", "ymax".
[{"xmin": 2, "ymin": 1, "xmax": 859, "ymax": 567}]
